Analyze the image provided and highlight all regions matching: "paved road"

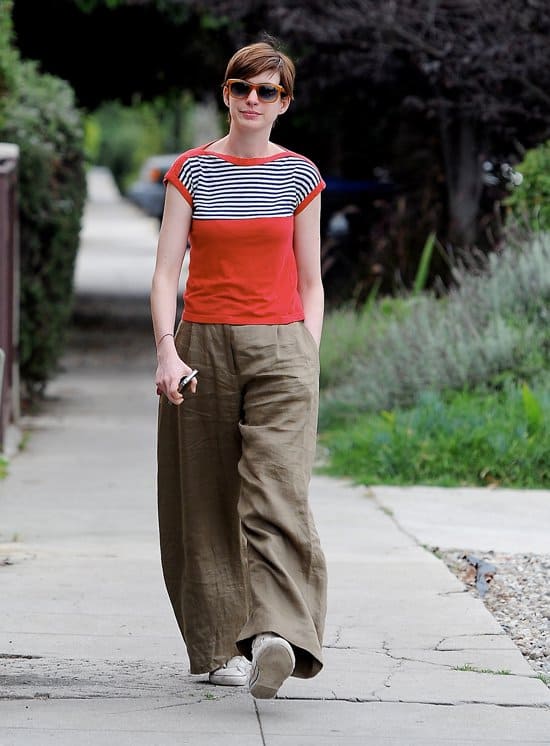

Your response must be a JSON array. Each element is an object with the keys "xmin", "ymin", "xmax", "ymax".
[{"xmin": 0, "ymin": 169, "xmax": 549, "ymax": 744}]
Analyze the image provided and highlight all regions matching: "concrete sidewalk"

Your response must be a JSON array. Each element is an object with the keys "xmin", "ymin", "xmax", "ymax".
[{"xmin": 0, "ymin": 169, "xmax": 549, "ymax": 744}]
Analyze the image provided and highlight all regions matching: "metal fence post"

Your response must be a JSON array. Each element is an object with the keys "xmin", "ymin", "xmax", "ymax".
[{"xmin": 0, "ymin": 142, "xmax": 20, "ymax": 453}]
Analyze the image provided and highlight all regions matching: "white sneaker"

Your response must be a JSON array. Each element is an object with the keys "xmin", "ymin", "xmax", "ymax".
[
  {"xmin": 209, "ymin": 655, "xmax": 251, "ymax": 686},
  {"xmin": 248, "ymin": 632, "xmax": 296, "ymax": 699}
]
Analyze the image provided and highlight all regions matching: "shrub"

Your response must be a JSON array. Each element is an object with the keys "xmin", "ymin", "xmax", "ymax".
[
  {"xmin": 1, "ymin": 60, "xmax": 87, "ymax": 397},
  {"xmin": 505, "ymin": 140, "xmax": 550, "ymax": 232},
  {"xmin": 319, "ymin": 294, "xmax": 413, "ymax": 390},
  {"xmin": 87, "ymin": 99, "xmax": 167, "ymax": 193},
  {"xmin": 87, "ymin": 93, "xmax": 201, "ymax": 193},
  {"xmin": 319, "ymin": 235, "xmax": 550, "ymax": 427},
  {"xmin": 0, "ymin": 0, "xmax": 17, "ymax": 127}
]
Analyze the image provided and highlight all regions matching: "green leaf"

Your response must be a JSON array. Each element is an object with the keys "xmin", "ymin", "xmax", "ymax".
[
  {"xmin": 380, "ymin": 410, "xmax": 395, "ymax": 425},
  {"xmin": 521, "ymin": 382, "xmax": 543, "ymax": 436},
  {"xmin": 413, "ymin": 231, "xmax": 436, "ymax": 295}
]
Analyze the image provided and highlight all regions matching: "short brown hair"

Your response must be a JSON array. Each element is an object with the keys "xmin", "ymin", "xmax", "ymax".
[{"xmin": 224, "ymin": 40, "xmax": 295, "ymax": 99}]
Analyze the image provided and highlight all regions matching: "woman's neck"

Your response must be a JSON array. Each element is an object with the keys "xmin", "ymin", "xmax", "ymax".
[{"xmin": 214, "ymin": 132, "xmax": 276, "ymax": 159}]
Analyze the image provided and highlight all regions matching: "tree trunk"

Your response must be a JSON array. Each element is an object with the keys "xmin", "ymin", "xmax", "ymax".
[{"xmin": 440, "ymin": 114, "xmax": 483, "ymax": 247}]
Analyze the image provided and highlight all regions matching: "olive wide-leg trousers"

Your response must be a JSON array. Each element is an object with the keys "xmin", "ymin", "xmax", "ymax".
[{"xmin": 157, "ymin": 321, "xmax": 327, "ymax": 678}]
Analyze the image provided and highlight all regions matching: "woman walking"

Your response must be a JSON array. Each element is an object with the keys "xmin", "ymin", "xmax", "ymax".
[{"xmin": 151, "ymin": 36, "xmax": 327, "ymax": 699}]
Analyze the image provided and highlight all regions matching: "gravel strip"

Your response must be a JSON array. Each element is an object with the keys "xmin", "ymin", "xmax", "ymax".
[{"xmin": 438, "ymin": 549, "xmax": 550, "ymax": 686}]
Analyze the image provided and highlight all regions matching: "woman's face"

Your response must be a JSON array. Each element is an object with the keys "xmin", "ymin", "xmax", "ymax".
[{"xmin": 223, "ymin": 70, "xmax": 290, "ymax": 132}]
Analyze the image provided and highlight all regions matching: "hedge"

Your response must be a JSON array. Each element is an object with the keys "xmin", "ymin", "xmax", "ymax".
[{"xmin": 0, "ymin": 58, "xmax": 87, "ymax": 397}]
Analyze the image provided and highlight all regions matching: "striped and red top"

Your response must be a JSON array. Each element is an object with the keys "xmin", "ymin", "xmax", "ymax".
[{"xmin": 164, "ymin": 144, "xmax": 326, "ymax": 325}]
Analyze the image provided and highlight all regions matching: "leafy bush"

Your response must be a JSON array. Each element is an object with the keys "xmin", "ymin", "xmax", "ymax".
[
  {"xmin": 319, "ymin": 235, "xmax": 550, "ymax": 428},
  {"xmin": 0, "ymin": 60, "xmax": 86, "ymax": 397},
  {"xmin": 87, "ymin": 93, "xmax": 204, "ymax": 193},
  {"xmin": 87, "ymin": 99, "xmax": 167, "ymax": 192},
  {"xmin": 0, "ymin": 0, "xmax": 17, "ymax": 126},
  {"xmin": 505, "ymin": 140, "xmax": 550, "ymax": 231}
]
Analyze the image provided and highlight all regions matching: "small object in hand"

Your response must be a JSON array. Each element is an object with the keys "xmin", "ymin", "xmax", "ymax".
[{"xmin": 178, "ymin": 369, "xmax": 199, "ymax": 394}]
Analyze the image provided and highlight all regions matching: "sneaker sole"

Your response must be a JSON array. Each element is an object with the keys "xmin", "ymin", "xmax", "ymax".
[
  {"xmin": 249, "ymin": 640, "xmax": 295, "ymax": 699},
  {"xmin": 208, "ymin": 674, "xmax": 248, "ymax": 686}
]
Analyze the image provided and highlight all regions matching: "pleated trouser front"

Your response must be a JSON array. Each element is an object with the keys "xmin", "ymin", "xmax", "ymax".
[{"xmin": 157, "ymin": 320, "xmax": 327, "ymax": 678}]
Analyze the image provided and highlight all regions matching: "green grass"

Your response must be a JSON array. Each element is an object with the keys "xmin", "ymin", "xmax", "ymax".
[
  {"xmin": 453, "ymin": 664, "xmax": 512, "ymax": 675},
  {"xmin": 317, "ymin": 385, "xmax": 550, "ymax": 488}
]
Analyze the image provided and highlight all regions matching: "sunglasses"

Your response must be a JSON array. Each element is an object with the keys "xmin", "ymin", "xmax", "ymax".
[{"xmin": 225, "ymin": 78, "xmax": 288, "ymax": 103}]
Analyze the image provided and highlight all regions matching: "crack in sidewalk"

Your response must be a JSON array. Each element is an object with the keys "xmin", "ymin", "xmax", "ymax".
[{"xmin": 274, "ymin": 695, "xmax": 550, "ymax": 709}]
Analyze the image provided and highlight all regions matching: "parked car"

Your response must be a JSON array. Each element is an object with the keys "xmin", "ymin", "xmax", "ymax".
[{"xmin": 125, "ymin": 153, "xmax": 179, "ymax": 224}]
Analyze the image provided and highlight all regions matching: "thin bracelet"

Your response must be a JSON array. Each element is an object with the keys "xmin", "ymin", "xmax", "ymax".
[{"xmin": 156, "ymin": 332, "xmax": 174, "ymax": 349}]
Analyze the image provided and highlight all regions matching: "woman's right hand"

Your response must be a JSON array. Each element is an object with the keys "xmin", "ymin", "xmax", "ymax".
[{"xmin": 155, "ymin": 339, "xmax": 198, "ymax": 405}]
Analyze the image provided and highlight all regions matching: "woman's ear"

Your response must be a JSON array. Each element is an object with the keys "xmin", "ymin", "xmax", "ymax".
[
  {"xmin": 279, "ymin": 97, "xmax": 291, "ymax": 115},
  {"xmin": 222, "ymin": 85, "xmax": 230, "ymax": 108}
]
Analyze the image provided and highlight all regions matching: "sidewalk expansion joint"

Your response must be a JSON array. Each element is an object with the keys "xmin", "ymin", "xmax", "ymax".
[
  {"xmin": 276, "ymin": 695, "xmax": 550, "ymax": 708},
  {"xmin": 253, "ymin": 700, "xmax": 267, "ymax": 746},
  {"xmin": 371, "ymin": 497, "xmax": 425, "ymax": 547}
]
